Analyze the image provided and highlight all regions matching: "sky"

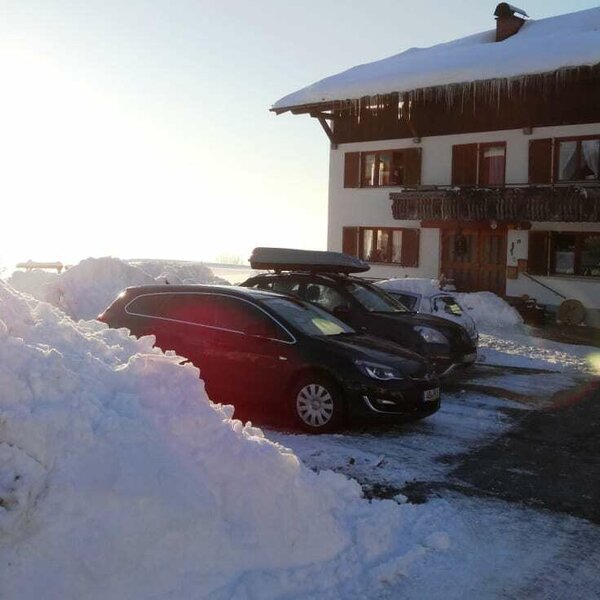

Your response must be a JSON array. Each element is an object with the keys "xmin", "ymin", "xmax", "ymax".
[{"xmin": 0, "ymin": 0, "xmax": 598, "ymax": 270}]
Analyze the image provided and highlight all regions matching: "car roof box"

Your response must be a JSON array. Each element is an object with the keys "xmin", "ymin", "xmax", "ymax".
[{"xmin": 249, "ymin": 247, "xmax": 370, "ymax": 274}]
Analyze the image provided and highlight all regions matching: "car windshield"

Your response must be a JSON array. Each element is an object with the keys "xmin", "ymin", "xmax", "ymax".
[
  {"xmin": 342, "ymin": 281, "xmax": 409, "ymax": 313},
  {"xmin": 263, "ymin": 297, "xmax": 355, "ymax": 336}
]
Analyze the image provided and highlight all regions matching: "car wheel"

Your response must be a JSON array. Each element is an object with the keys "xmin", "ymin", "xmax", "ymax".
[{"xmin": 291, "ymin": 375, "xmax": 344, "ymax": 433}]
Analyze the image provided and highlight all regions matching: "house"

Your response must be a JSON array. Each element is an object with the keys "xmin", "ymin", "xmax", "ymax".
[{"xmin": 272, "ymin": 4, "xmax": 600, "ymax": 326}]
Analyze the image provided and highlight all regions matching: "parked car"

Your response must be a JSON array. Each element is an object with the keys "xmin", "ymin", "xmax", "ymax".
[
  {"xmin": 242, "ymin": 248, "xmax": 477, "ymax": 377},
  {"xmin": 98, "ymin": 285, "xmax": 440, "ymax": 432},
  {"xmin": 375, "ymin": 279, "xmax": 479, "ymax": 343}
]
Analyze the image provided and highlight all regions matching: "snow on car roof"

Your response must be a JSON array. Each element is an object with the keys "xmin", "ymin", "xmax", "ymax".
[
  {"xmin": 273, "ymin": 7, "xmax": 600, "ymax": 111},
  {"xmin": 377, "ymin": 278, "xmax": 443, "ymax": 298}
]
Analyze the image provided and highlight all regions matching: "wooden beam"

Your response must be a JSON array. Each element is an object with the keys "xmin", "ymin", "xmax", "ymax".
[{"xmin": 312, "ymin": 113, "xmax": 338, "ymax": 148}]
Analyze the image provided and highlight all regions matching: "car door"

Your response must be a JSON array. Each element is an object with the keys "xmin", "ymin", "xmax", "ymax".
[{"xmin": 212, "ymin": 295, "xmax": 295, "ymax": 417}]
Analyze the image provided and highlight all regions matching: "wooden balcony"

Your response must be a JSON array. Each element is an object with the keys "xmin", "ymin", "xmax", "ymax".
[{"xmin": 390, "ymin": 185, "xmax": 600, "ymax": 223}]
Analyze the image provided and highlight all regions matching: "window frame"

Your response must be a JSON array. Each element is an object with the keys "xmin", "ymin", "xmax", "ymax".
[
  {"xmin": 356, "ymin": 226, "xmax": 419, "ymax": 266},
  {"xmin": 553, "ymin": 135, "xmax": 600, "ymax": 183},
  {"xmin": 451, "ymin": 141, "xmax": 507, "ymax": 187},
  {"xmin": 350, "ymin": 148, "xmax": 421, "ymax": 188},
  {"xmin": 527, "ymin": 231, "xmax": 600, "ymax": 278},
  {"xmin": 125, "ymin": 292, "xmax": 297, "ymax": 344}
]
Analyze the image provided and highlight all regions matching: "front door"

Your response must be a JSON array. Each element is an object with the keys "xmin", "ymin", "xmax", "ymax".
[{"xmin": 441, "ymin": 229, "xmax": 507, "ymax": 295}]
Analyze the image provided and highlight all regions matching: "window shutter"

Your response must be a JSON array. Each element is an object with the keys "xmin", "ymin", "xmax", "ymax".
[
  {"xmin": 342, "ymin": 227, "xmax": 360, "ymax": 257},
  {"xmin": 343, "ymin": 152, "xmax": 360, "ymax": 188},
  {"xmin": 401, "ymin": 229, "xmax": 420, "ymax": 267},
  {"xmin": 527, "ymin": 232, "xmax": 549, "ymax": 275},
  {"xmin": 452, "ymin": 144, "xmax": 478, "ymax": 185},
  {"xmin": 403, "ymin": 148, "xmax": 422, "ymax": 186},
  {"xmin": 529, "ymin": 139, "xmax": 553, "ymax": 184}
]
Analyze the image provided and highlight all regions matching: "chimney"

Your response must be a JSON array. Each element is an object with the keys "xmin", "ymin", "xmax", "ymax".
[{"xmin": 494, "ymin": 3, "xmax": 529, "ymax": 42}]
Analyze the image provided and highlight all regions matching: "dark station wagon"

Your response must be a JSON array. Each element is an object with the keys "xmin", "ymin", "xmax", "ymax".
[
  {"xmin": 243, "ymin": 247, "xmax": 478, "ymax": 377},
  {"xmin": 98, "ymin": 285, "xmax": 441, "ymax": 432}
]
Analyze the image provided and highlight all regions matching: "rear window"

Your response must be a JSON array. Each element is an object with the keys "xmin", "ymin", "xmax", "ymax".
[
  {"xmin": 433, "ymin": 295, "xmax": 463, "ymax": 316},
  {"xmin": 126, "ymin": 293, "xmax": 171, "ymax": 318}
]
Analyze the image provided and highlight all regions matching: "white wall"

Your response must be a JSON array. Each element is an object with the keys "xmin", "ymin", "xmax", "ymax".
[{"xmin": 327, "ymin": 122, "xmax": 600, "ymax": 283}]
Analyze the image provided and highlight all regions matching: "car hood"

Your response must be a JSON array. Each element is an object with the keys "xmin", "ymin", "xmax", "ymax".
[
  {"xmin": 317, "ymin": 333, "xmax": 431, "ymax": 378},
  {"xmin": 369, "ymin": 311, "xmax": 474, "ymax": 347}
]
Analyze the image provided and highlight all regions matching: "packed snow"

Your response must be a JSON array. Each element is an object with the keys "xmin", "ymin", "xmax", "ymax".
[
  {"xmin": 0, "ymin": 279, "xmax": 447, "ymax": 599},
  {"xmin": 7, "ymin": 257, "xmax": 223, "ymax": 321},
  {"xmin": 1, "ymin": 260, "xmax": 599, "ymax": 598},
  {"xmin": 274, "ymin": 7, "xmax": 600, "ymax": 110}
]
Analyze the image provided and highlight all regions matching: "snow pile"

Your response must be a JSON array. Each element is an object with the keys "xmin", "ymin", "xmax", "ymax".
[
  {"xmin": 127, "ymin": 258, "xmax": 228, "ymax": 286},
  {"xmin": 8, "ymin": 257, "xmax": 223, "ymax": 321},
  {"xmin": 454, "ymin": 291, "xmax": 523, "ymax": 332},
  {"xmin": 274, "ymin": 7, "xmax": 600, "ymax": 109},
  {"xmin": 0, "ymin": 280, "xmax": 441, "ymax": 599}
]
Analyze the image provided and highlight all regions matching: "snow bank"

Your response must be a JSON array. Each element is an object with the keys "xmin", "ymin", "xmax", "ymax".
[
  {"xmin": 378, "ymin": 278, "xmax": 523, "ymax": 332},
  {"xmin": 274, "ymin": 7, "xmax": 600, "ymax": 109},
  {"xmin": 454, "ymin": 291, "xmax": 523, "ymax": 332},
  {"xmin": 8, "ymin": 257, "xmax": 223, "ymax": 321},
  {"xmin": 0, "ymin": 281, "xmax": 438, "ymax": 599}
]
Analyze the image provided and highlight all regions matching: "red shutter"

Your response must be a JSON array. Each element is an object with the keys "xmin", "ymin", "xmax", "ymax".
[
  {"xmin": 452, "ymin": 144, "xmax": 478, "ymax": 185},
  {"xmin": 342, "ymin": 227, "xmax": 360, "ymax": 257},
  {"xmin": 527, "ymin": 232, "xmax": 549, "ymax": 275},
  {"xmin": 344, "ymin": 152, "xmax": 360, "ymax": 188},
  {"xmin": 403, "ymin": 148, "xmax": 422, "ymax": 186},
  {"xmin": 529, "ymin": 138, "xmax": 553, "ymax": 184},
  {"xmin": 401, "ymin": 229, "xmax": 420, "ymax": 267}
]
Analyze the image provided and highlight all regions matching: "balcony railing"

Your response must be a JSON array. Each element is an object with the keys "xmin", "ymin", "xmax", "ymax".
[{"xmin": 390, "ymin": 185, "xmax": 600, "ymax": 223}]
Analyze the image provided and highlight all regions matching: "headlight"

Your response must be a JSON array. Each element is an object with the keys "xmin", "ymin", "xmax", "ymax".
[
  {"xmin": 354, "ymin": 360, "xmax": 404, "ymax": 381},
  {"xmin": 414, "ymin": 326, "xmax": 448, "ymax": 344}
]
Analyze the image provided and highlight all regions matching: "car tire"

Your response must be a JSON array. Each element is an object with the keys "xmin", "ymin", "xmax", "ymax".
[{"xmin": 290, "ymin": 374, "xmax": 345, "ymax": 433}]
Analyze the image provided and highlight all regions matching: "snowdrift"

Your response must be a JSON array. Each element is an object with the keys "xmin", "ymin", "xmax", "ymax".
[
  {"xmin": 0, "ymin": 281, "xmax": 431, "ymax": 599},
  {"xmin": 8, "ymin": 257, "xmax": 224, "ymax": 321}
]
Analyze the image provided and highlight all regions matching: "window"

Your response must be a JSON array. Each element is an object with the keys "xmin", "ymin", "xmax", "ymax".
[
  {"xmin": 557, "ymin": 138, "xmax": 600, "ymax": 182},
  {"xmin": 264, "ymin": 298, "xmax": 354, "ymax": 337},
  {"xmin": 344, "ymin": 226, "xmax": 419, "ymax": 267},
  {"xmin": 302, "ymin": 284, "xmax": 349, "ymax": 313},
  {"xmin": 126, "ymin": 293, "xmax": 170, "ymax": 318},
  {"xmin": 340, "ymin": 280, "xmax": 407, "ymax": 314},
  {"xmin": 452, "ymin": 142, "xmax": 506, "ymax": 186},
  {"xmin": 343, "ymin": 148, "xmax": 421, "ymax": 188},
  {"xmin": 213, "ymin": 296, "xmax": 288, "ymax": 340},
  {"xmin": 528, "ymin": 232, "xmax": 600, "ymax": 277},
  {"xmin": 163, "ymin": 294, "xmax": 218, "ymax": 326},
  {"xmin": 479, "ymin": 144, "xmax": 506, "ymax": 186}
]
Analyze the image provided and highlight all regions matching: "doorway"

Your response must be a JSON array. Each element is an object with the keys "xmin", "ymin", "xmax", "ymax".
[{"xmin": 441, "ymin": 228, "xmax": 507, "ymax": 295}]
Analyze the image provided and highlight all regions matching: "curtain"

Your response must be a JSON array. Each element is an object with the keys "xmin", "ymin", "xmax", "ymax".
[
  {"xmin": 582, "ymin": 140, "xmax": 600, "ymax": 179},
  {"xmin": 558, "ymin": 141, "xmax": 578, "ymax": 180}
]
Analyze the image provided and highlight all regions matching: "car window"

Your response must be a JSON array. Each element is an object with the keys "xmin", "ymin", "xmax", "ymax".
[
  {"xmin": 341, "ymin": 281, "xmax": 408, "ymax": 313},
  {"xmin": 433, "ymin": 295, "xmax": 463, "ymax": 316},
  {"xmin": 214, "ymin": 296, "xmax": 291, "ymax": 341},
  {"xmin": 303, "ymin": 283, "xmax": 349, "ymax": 313},
  {"xmin": 264, "ymin": 297, "xmax": 354, "ymax": 337},
  {"xmin": 162, "ymin": 293, "xmax": 218, "ymax": 326},
  {"xmin": 126, "ymin": 293, "xmax": 171, "ymax": 317},
  {"xmin": 389, "ymin": 292, "xmax": 419, "ymax": 311}
]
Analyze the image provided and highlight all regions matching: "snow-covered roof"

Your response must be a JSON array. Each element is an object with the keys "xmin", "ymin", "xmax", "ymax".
[{"xmin": 273, "ymin": 7, "xmax": 600, "ymax": 112}]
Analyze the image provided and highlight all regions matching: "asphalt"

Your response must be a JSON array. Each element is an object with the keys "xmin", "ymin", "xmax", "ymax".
[{"xmin": 404, "ymin": 379, "xmax": 600, "ymax": 524}]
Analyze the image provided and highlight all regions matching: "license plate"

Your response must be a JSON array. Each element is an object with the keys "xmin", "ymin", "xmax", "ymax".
[{"xmin": 424, "ymin": 387, "xmax": 440, "ymax": 402}]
